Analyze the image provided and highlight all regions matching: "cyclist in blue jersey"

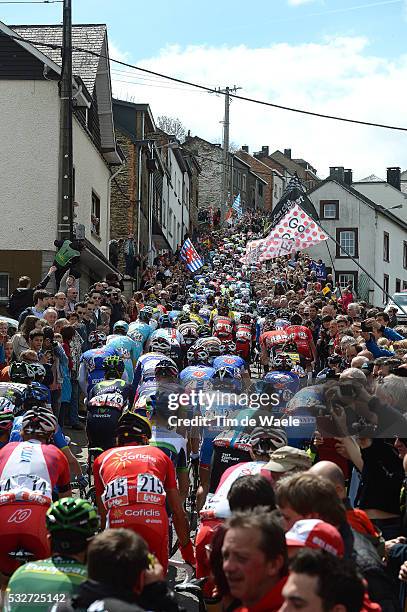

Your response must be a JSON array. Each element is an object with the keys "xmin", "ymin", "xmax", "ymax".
[
  {"xmin": 128, "ymin": 308, "xmax": 154, "ymax": 347},
  {"xmin": 132, "ymin": 350, "xmax": 178, "ymax": 391},
  {"xmin": 78, "ymin": 332, "xmax": 120, "ymax": 397},
  {"xmin": 106, "ymin": 321, "xmax": 141, "ymax": 384}
]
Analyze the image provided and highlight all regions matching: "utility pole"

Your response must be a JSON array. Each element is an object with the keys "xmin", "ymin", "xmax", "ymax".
[
  {"xmin": 216, "ymin": 85, "xmax": 241, "ymax": 222},
  {"xmin": 59, "ymin": 0, "xmax": 74, "ymax": 241}
]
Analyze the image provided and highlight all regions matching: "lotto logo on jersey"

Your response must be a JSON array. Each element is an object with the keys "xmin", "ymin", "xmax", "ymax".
[
  {"xmin": 8, "ymin": 508, "xmax": 32, "ymax": 523},
  {"xmin": 223, "ymin": 358, "xmax": 236, "ymax": 365},
  {"xmin": 193, "ymin": 371, "xmax": 206, "ymax": 378}
]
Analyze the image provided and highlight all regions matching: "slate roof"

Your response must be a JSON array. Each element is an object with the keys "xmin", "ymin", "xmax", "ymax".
[{"xmin": 10, "ymin": 24, "xmax": 106, "ymax": 95}]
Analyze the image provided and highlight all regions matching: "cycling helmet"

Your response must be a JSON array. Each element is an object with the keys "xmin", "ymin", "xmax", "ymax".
[
  {"xmin": 239, "ymin": 314, "xmax": 252, "ymax": 325},
  {"xmin": 271, "ymin": 353, "xmax": 293, "ymax": 371},
  {"xmin": 159, "ymin": 314, "xmax": 172, "ymax": 329},
  {"xmin": 113, "ymin": 320, "xmax": 129, "ymax": 335},
  {"xmin": 22, "ymin": 383, "xmax": 49, "ymax": 408},
  {"xmin": 263, "ymin": 372, "xmax": 300, "ymax": 400},
  {"xmin": 117, "ymin": 409, "xmax": 152, "ymax": 441},
  {"xmin": 0, "ymin": 398, "xmax": 15, "ymax": 432},
  {"xmin": 26, "ymin": 363, "xmax": 46, "ymax": 382},
  {"xmin": 248, "ymin": 426, "xmax": 288, "ymax": 456},
  {"xmin": 187, "ymin": 346, "xmax": 210, "ymax": 365},
  {"xmin": 143, "ymin": 306, "xmax": 154, "ymax": 318},
  {"xmin": 46, "ymin": 498, "xmax": 100, "ymax": 537},
  {"xmin": 150, "ymin": 336, "xmax": 173, "ymax": 356},
  {"xmin": 221, "ymin": 340, "xmax": 237, "ymax": 355},
  {"xmin": 138, "ymin": 309, "xmax": 151, "ymax": 324},
  {"xmin": 262, "ymin": 319, "xmax": 275, "ymax": 333},
  {"xmin": 21, "ymin": 406, "xmax": 57, "ymax": 436},
  {"xmin": 177, "ymin": 312, "xmax": 191, "ymax": 324},
  {"xmin": 9, "ymin": 362, "xmax": 34, "ymax": 383},
  {"xmin": 213, "ymin": 366, "xmax": 242, "ymax": 388},
  {"xmin": 274, "ymin": 318, "xmax": 290, "ymax": 330},
  {"xmin": 88, "ymin": 331, "xmax": 107, "ymax": 348},
  {"xmin": 103, "ymin": 355, "xmax": 125, "ymax": 377},
  {"xmin": 291, "ymin": 364, "xmax": 306, "ymax": 378},
  {"xmin": 196, "ymin": 324, "xmax": 211, "ymax": 338},
  {"xmin": 155, "ymin": 359, "xmax": 179, "ymax": 379}
]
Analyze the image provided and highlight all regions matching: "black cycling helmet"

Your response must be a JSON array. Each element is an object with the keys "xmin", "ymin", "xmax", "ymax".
[
  {"xmin": 117, "ymin": 410, "xmax": 152, "ymax": 442},
  {"xmin": 155, "ymin": 359, "xmax": 179, "ymax": 379},
  {"xmin": 103, "ymin": 355, "xmax": 125, "ymax": 377},
  {"xmin": 10, "ymin": 362, "xmax": 35, "ymax": 384},
  {"xmin": 138, "ymin": 309, "xmax": 151, "ymax": 324},
  {"xmin": 88, "ymin": 331, "xmax": 107, "ymax": 348},
  {"xmin": 196, "ymin": 324, "xmax": 212, "ymax": 338},
  {"xmin": 22, "ymin": 383, "xmax": 49, "ymax": 409}
]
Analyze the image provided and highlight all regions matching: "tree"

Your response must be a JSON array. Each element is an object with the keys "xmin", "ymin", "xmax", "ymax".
[{"xmin": 157, "ymin": 116, "xmax": 187, "ymax": 143}]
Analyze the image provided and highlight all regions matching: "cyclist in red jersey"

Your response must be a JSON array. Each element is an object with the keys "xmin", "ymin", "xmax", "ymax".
[
  {"xmin": 0, "ymin": 406, "xmax": 72, "ymax": 577},
  {"xmin": 93, "ymin": 410, "xmax": 195, "ymax": 573},
  {"xmin": 285, "ymin": 314, "xmax": 316, "ymax": 366}
]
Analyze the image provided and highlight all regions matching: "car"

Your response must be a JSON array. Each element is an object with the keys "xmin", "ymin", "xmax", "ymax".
[
  {"xmin": 384, "ymin": 292, "xmax": 407, "ymax": 323},
  {"xmin": 0, "ymin": 315, "xmax": 18, "ymax": 335}
]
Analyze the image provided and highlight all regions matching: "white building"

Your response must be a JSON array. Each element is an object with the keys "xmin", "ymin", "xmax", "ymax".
[
  {"xmin": 161, "ymin": 141, "xmax": 192, "ymax": 252},
  {"xmin": 307, "ymin": 174, "xmax": 407, "ymax": 306},
  {"xmin": 0, "ymin": 21, "xmax": 123, "ymax": 302}
]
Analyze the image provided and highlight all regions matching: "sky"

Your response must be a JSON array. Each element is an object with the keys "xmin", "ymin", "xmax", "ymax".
[{"xmin": 2, "ymin": 0, "xmax": 407, "ymax": 179}]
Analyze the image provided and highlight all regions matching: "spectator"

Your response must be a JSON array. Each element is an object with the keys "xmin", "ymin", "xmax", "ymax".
[
  {"xmin": 11, "ymin": 315, "xmax": 39, "ymax": 360},
  {"xmin": 7, "ymin": 266, "xmax": 56, "ymax": 320},
  {"xmin": 54, "ymin": 292, "xmax": 68, "ymax": 318},
  {"xmin": 18, "ymin": 289, "xmax": 51, "ymax": 326},
  {"xmin": 28, "ymin": 329, "xmax": 44, "ymax": 354},
  {"xmin": 43, "ymin": 308, "xmax": 58, "ymax": 328}
]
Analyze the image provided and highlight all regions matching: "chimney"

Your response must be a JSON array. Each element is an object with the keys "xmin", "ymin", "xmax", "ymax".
[
  {"xmin": 387, "ymin": 167, "xmax": 401, "ymax": 190},
  {"xmin": 344, "ymin": 169, "xmax": 353, "ymax": 186},
  {"xmin": 329, "ymin": 166, "xmax": 345, "ymax": 183},
  {"xmin": 284, "ymin": 148, "xmax": 292, "ymax": 159},
  {"xmin": 242, "ymin": 145, "xmax": 249, "ymax": 153},
  {"xmin": 261, "ymin": 146, "xmax": 269, "ymax": 156}
]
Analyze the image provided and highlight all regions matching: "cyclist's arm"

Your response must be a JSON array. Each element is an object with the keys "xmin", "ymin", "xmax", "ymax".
[
  {"xmin": 61, "ymin": 445, "xmax": 82, "ymax": 478},
  {"xmin": 93, "ymin": 457, "xmax": 107, "ymax": 528},
  {"xmin": 78, "ymin": 362, "xmax": 88, "ymax": 395},
  {"xmin": 56, "ymin": 451, "xmax": 73, "ymax": 499},
  {"xmin": 176, "ymin": 446, "xmax": 189, "ymax": 501}
]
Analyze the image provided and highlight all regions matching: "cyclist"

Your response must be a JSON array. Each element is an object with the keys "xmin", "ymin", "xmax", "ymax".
[
  {"xmin": 132, "ymin": 347, "xmax": 178, "ymax": 392},
  {"xmin": 5, "ymin": 498, "xmax": 99, "ymax": 611},
  {"xmin": 128, "ymin": 308, "xmax": 154, "ymax": 348},
  {"xmin": 235, "ymin": 313, "xmax": 255, "ymax": 364},
  {"xmin": 89, "ymin": 355, "xmax": 133, "ymax": 404},
  {"xmin": 0, "ymin": 406, "xmax": 72, "ymax": 577},
  {"xmin": 93, "ymin": 410, "xmax": 195, "ymax": 573},
  {"xmin": 0, "ymin": 399, "xmax": 15, "ymax": 449},
  {"xmin": 285, "ymin": 313, "xmax": 317, "ymax": 370},
  {"xmin": 78, "ymin": 332, "xmax": 119, "ymax": 398},
  {"xmin": 106, "ymin": 321, "xmax": 141, "ymax": 384}
]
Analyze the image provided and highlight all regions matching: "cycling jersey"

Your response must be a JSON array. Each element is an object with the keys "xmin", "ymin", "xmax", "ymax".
[
  {"xmin": 106, "ymin": 335, "xmax": 142, "ymax": 384},
  {"xmin": 133, "ymin": 353, "xmax": 177, "ymax": 389},
  {"xmin": 284, "ymin": 325, "xmax": 314, "ymax": 360},
  {"xmin": 0, "ymin": 441, "xmax": 71, "ymax": 576},
  {"xmin": 5, "ymin": 556, "xmax": 86, "ymax": 612},
  {"xmin": 179, "ymin": 365, "xmax": 215, "ymax": 390},
  {"xmin": 150, "ymin": 425, "xmax": 187, "ymax": 472},
  {"xmin": 147, "ymin": 328, "xmax": 184, "ymax": 353},
  {"xmin": 212, "ymin": 315, "xmax": 234, "ymax": 341},
  {"xmin": 128, "ymin": 321, "xmax": 153, "ymax": 346},
  {"xmin": 79, "ymin": 346, "xmax": 119, "ymax": 396},
  {"xmin": 93, "ymin": 444, "xmax": 177, "ymax": 572},
  {"xmin": 259, "ymin": 330, "xmax": 289, "ymax": 351},
  {"xmin": 213, "ymin": 355, "xmax": 246, "ymax": 372},
  {"xmin": 133, "ymin": 379, "xmax": 157, "ymax": 403},
  {"xmin": 89, "ymin": 379, "xmax": 133, "ymax": 404},
  {"xmin": 9, "ymin": 418, "xmax": 69, "ymax": 451}
]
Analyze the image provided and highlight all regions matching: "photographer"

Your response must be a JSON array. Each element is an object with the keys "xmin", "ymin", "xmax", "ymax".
[
  {"xmin": 109, "ymin": 289, "xmax": 127, "ymax": 329},
  {"xmin": 360, "ymin": 319, "xmax": 396, "ymax": 358}
]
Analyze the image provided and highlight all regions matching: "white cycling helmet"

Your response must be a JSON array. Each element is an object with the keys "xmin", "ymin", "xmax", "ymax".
[{"xmin": 21, "ymin": 406, "xmax": 57, "ymax": 436}]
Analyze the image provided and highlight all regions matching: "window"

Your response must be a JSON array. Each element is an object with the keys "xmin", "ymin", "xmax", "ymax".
[
  {"xmin": 258, "ymin": 183, "xmax": 263, "ymax": 197},
  {"xmin": 242, "ymin": 174, "xmax": 247, "ymax": 192},
  {"xmin": 383, "ymin": 232, "xmax": 390, "ymax": 262},
  {"xmin": 274, "ymin": 184, "xmax": 277, "ymax": 197},
  {"xmin": 169, "ymin": 210, "xmax": 173, "ymax": 236},
  {"xmin": 91, "ymin": 191, "xmax": 100, "ymax": 236},
  {"xmin": 336, "ymin": 271, "xmax": 358, "ymax": 292},
  {"xmin": 383, "ymin": 274, "xmax": 389, "ymax": 303},
  {"xmin": 0, "ymin": 273, "xmax": 9, "ymax": 302},
  {"xmin": 320, "ymin": 200, "xmax": 339, "ymax": 220},
  {"xmin": 404, "ymin": 242, "xmax": 407, "ymax": 269},
  {"xmin": 336, "ymin": 228, "xmax": 358, "ymax": 258},
  {"xmin": 396, "ymin": 278, "xmax": 401, "ymax": 292},
  {"xmin": 403, "ymin": 281, "xmax": 407, "ymax": 291},
  {"xmin": 177, "ymin": 222, "xmax": 181, "ymax": 245},
  {"xmin": 174, "ymin": 172, "xmax": 177, "ymax": 195}
]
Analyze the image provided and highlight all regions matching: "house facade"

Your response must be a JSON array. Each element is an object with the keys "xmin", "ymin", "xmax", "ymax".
[
  {"xmin": 0, "ymin": 21, "xmax": 122, "ymax": 302},
  {"xmin": 254, "ymin": 147, "xmax": 319, "ymax": 192},
  {"xmin": 306, "ymin": 177, "xmax": 407, "ymax": 306}
]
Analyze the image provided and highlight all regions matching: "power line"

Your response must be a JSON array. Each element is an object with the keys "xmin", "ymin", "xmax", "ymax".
[
  {"xmin": 0, "ymin": 1, "xmax": 62, "ymax": 3},
  {"xmin": 7, "ymin": 33, "xmax": 407, "ymax": 133}
]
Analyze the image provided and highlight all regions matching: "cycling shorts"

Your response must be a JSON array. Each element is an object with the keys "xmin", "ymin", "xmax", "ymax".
[
  {"xmin": 86, "ymin": 408, "xmax": 120, "ymax": 451},
  {"xmin": 235, "ymin": 339, "xmax": 251, "ymax": 362},
  {"xmin": 0, "ymin": 503, "xmax": 50, "ymax": 576},
  {"xmin": 107, "ymin": 504, "xmax": 169, "ymax": 573},
  {"xmin": 199, "ymin": 432, "xmax": 218, "ymax": 468}
]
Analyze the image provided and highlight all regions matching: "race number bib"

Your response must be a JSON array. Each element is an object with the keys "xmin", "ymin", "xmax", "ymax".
[
  {"xmin": 129, "ymin": 331, "xmax": 144, "ymax": 344},
  {"xmin": 0, "ymin": 474, "xmax": 52, "ymax": 504},
  {"xmin": 102, "ymin": 477, "xmax": 129, "ymax": 509},
  {"xmin": 136, "ymin": 473, "xmax": 165, "ymax": 505}
]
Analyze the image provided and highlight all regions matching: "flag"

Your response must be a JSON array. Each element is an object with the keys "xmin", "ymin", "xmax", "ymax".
[
  {"xmin": 180, "ymin": 238, "xmax": 204, "ymax": 272},
  {"xmin": 260, "ymin": 203, "xmax": 328, "ymax": 261},
  {"xmin": 264, "ymin": 173, "xmax": 319, "ymax": 236},
  {"xmin": 232, "ymin": 193, "xmax": 242, "ymax": 217}
]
